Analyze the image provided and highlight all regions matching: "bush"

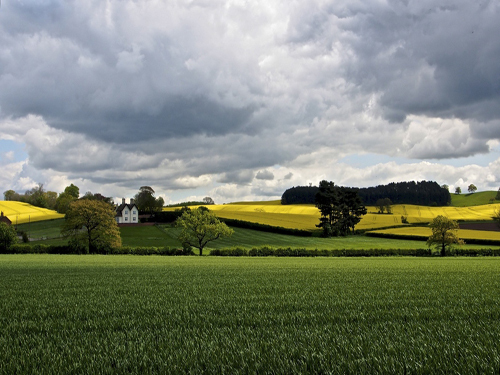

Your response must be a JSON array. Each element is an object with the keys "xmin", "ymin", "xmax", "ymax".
[{"xmin": 209, "ymin": 248, "xmax": 248, "ymax": 256}]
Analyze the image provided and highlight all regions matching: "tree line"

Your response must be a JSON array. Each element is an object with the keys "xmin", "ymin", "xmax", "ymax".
[
  {"xmin": 282, "ymin": 180, "xmax": 451, "ymax": 206},
  {"xmin": 3, "ymin": 183, "xmax": 112, "ymax": 213}
]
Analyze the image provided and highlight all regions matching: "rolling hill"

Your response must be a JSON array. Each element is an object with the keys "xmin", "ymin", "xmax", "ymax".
[{"xmin": 0, "ymin": 201, "xmax": 64, "ymax": 224}]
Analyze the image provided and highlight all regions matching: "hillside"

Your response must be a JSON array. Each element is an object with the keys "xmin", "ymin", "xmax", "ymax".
[
  {"xmin": 450, "ymin": 191, "xmax": 499, "ymax": 206},
  {"xmin": 0, "ymin": 201, "xmax": 64, "ymax": 224},
  {"xmin": 165, "ymin": 201, "xmax": 500, "ymax": 232}
]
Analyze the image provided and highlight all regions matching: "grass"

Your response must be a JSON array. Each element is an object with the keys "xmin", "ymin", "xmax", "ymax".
[
  {"xmin": 24, "ymin": 221, "xmax": 499, "ymax": 251},
  {"xmin": 1, "ymin": 255, "xmax": 499, "ymax": 373},
  {"xmin": 119, "ymin": 225, "xmax": 179, "ymax": 247},
  {"xmin": 16, "ymin": 218, "xmax": 65, "ymax": 240},
  {"xmin": 450, "ymin": 191, "xmax": 499, "ymax": 206}
]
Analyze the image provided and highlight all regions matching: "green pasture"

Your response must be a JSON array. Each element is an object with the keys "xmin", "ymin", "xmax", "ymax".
[
  {"xmin": 16, "ymin": 218, "xmax": 65, "ymax": 240},
  {"xmin": 450, "ymin": 191, "xmax": 498, "ymax": 206},
  {"xmin": 24, "ymin": 222, "xmax": 500, "ymax": 251},
  {"xmin": 1, "ymin": 255, "xmax": 499, "ymax": 373}
]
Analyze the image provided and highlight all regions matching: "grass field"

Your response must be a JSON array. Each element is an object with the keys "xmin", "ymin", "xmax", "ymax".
[
  {"xmin": 23, "ymin": 220, "xmax": 500, "ymax": 251},
  {"xmin": 1, "ymin": 255, "xmax": 499, "ymax": 373},
  {"xmin": 0, "ymin": 201, "xmax": 63, "ymax": 224},
  {"xmin": 450, "ymin": 191, "xmax": 499, "ymax": 206}
]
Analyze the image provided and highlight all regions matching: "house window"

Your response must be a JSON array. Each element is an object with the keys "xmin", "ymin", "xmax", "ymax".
[
  {"xmin": 125, "ymin": 217, "xmax": 128, "ymax": 221},
  {"xmin": 133, "ymin": 217, "xmax": 136, "ymax": 222},
  {"xmin": 133, "ymin": 210, "xmax": 137, "ymax": 215}
]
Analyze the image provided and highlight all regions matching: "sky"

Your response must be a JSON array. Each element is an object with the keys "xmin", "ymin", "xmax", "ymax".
[{"xmin": 1, "ymin": 0, "xmax": 499, "ymax": 204}]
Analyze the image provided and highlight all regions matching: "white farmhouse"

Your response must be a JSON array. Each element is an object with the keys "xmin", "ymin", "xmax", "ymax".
[{"xmin": 115, "ymin": 198, "xmax": 139, "ymax": 224}]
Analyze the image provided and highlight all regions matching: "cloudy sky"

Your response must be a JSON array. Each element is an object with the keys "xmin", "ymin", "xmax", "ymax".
[{"xmin": 1, "ymin": 0, "xmax": 499, "ymax": 204}]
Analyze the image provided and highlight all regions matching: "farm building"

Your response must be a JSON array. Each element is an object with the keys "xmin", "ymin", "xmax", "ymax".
[
  {"xmin": 115, "ymin": 198, "xmax": 139, "ymax": 224},
  {"xmin": 0, "ymin": 211, "xmax": 12, "ymax": 225}
]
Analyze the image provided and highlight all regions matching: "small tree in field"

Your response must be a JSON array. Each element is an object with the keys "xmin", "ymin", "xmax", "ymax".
[
  {"xmin": 455, "ymin": 187, "xmax": 461, "ymax": 194},
  {"xmin": 176, "ymin": 207, "xmax": 233, "ymax": 256},
  {"xmin": 468, "ymin": 184, "xmax": 477, "ymax": 193},
  {"xmin": 426, "ymin": 215, "xmax": 464, "ymax": 256}
]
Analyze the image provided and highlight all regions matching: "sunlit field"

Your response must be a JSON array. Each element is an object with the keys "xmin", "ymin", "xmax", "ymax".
[
  {"xmin": 165, "ymin": 201, "xmax": 500, "ymax": 231},
  {"xmin": 1, "ymin": 256, "xmax": 499, "ymax": 373},
  {"xmin": 0, "ymin": 201, "xmax": 64, "ymax": 224}
]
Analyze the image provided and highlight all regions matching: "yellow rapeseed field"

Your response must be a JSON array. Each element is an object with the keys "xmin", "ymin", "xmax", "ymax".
[
  {"xmin": 165, "ymin": 202, "xmax": 500, "ymax": 232},
  {"xmin": 0, "ymin": 201, "xmax": 64, "ymax": 224}
]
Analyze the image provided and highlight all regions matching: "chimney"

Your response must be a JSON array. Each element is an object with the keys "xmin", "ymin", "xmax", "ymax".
[
  {"xmin": 130, "ymin": 198, "xmax": 135, "ymax": 205},
  {"xmin": 122, "ymin": 198, "xmax": 125, "ymax": 204}
]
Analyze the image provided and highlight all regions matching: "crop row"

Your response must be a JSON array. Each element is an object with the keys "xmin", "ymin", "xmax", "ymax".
[{"xmin": 1, "ymin": 256, "xmax": 499, "ymax": 373}]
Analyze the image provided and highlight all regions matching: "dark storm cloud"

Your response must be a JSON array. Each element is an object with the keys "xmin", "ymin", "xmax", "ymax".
[
  {"xmin": 1, "ymin": 0, "xmax": 500, "ymax": 201},
  {"xmin": 255, "ymin": 170, "xmax": 274, "ymax": 181},
  {"xmin": 217, "ymin": 170, "xmax": 254, "ymax": 185}
]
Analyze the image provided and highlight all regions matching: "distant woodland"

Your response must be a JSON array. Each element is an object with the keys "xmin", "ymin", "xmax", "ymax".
[{"xmin": 281, "ymin": 181, "xmax": 451, "ymax": 206}]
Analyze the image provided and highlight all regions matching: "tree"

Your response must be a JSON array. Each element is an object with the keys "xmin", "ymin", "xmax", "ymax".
[
  {"xmin": 468, "ymin": 184, "xmax": 477, "ymax": 193},
  {"xmin": 56, "ymin": 185, "xmax": 81, "ymax": 214},
  {"xmin": 455, "ymin": 187, "xmax": 461, "ymax": 194},
  {"xmin": 44, "ymin": 191, "xmax": 58, "ymax": 210},
  {"xmin": 81, "ymin": 191, "xmax": 113, "ymax": 204},
  {"xmin": 0, "ymin": 222, "xmax": 17, "ymax": 253},
  {"xmin": 61, "ymin": 200, "xmax": 121, "ymax": 253},
  {"xmin": 493, "ymin": 209, "xmax": 500, "ymax": 228},
  {"xmin": 441, "ymin": 184, "xmax": 449, "ymax": 191},
  {"xmin": 64, "ymin": 184, "xmax": 80, "ymax": 199},
  {"xmin": 315, "ymin": 181, "xmax": 366, "ymax": 237},
  {"xmin": 203, "ymin": 197, "xmax": 215, "ymax": 205},
  {"xmin": 495, "ymin": 188, "xmax": 500, "ymax": 201},
  {"xmin": 176, "ymin": 207, "xmax": 233, "ymax": 256},
  {"xmin": 134, "ymin": 186, "xmax": 164, "ymax": 215},
  {"xmin": 376, "ymin": 198, "xmax": 392, "ymax": 214},
  {"xmin": 3, "ymin": 190, "xmax": 18, "ymax": 201},
  {"xmin": 25, "ymin": 183, "xmax": 48, "ymax": 208},
  {"xmin": 426, "ymin": 215, "xmax": 464, "ymax": 256}
]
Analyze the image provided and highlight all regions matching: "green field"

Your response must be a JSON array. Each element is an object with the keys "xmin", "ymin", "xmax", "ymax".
[
  {"xmin": 1, "ymin": 255, "xmax": 499, "ymax": 373},
  {"xmin": 450, "ymin": 191, "xmax": 499, "ymax": 206},
  {"xmin": 23, "ymin": 221, "xmax": 500, "ymax": 251}
]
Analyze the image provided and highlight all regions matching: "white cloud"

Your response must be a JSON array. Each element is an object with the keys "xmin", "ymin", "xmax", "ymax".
[{"xmin": 1, "ymin": 0, "xmax": 499, "ymax": 203}]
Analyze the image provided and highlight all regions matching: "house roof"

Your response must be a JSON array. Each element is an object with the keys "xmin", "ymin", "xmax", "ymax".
[
  {"xmin": 0, "ymin": 211, "xmax": 12, "ymax": 225},
  {"xmin": 115, "ymin": 203, "xmax": 138, "ymax": 217}
]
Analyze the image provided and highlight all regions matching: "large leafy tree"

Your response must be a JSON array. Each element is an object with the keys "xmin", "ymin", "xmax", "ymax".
[
  {"xmin": 315, "ymin": 181, "xmax": 366, "ymax": 236},
  {"xmin": 61, "ymin": 200, "xmax": 121, "ymax": 253},
  {"xmin": 176, "ymin": 207, "xmax": 233, "ymax": 256},
  {"xmin": 134, "ymin": 186, "xmax": 164, "ymax": 215},
  {"xmin": 468, "ymin": 184, "xmax": 477, "ymax": 193},
  {"xmin": 0, "ymin": 222, "xmax": 17, "ymax": 253},
  {"xmin": 426, "ymin": 215, "xmax": 464, "ymax": 256}
]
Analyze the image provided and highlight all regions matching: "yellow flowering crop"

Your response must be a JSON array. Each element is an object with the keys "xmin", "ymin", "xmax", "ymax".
[
  {"xmin": 0, "ymin": 201, "xmax": 64, "ymax": 224},
  {"xmin": 164, "ymin": 201, "xmax": 500, "ymax": 232}
]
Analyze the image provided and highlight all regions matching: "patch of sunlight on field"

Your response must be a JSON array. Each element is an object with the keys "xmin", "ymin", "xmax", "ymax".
[
  {"xmin": 371, "ymin": 226, "xmax": 500, "ymax": 241},
  {"xmin": 0, "ymin": 201, "xmax": 64, "ymax": 224},
  {"xmin": 164, "ymin": 201, "xmax": 500, "ymax": 231}
]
